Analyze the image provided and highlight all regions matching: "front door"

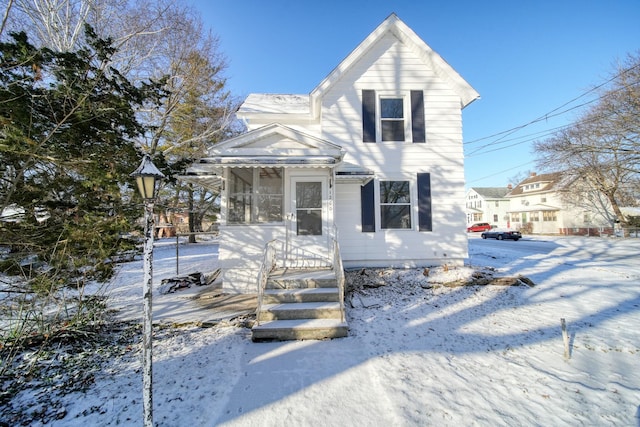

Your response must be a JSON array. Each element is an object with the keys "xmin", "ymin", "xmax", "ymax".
[{"xmin": 288, "ymin": 176, "xmax": 330, "ymax": 267}]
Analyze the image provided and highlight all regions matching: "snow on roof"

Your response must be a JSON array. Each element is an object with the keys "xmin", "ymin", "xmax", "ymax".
[{"xmin": 239, "ymin": 94, "xmax": 310, "ymax": 115}]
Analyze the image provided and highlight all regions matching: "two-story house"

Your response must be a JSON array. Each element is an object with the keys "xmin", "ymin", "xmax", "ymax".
[
  {"xmin": 465, "ymin": 187, "xmax": 511, "ymax": 228},
  {"xmin": 506, "ymin": 172, "xmax": 614, "ymax": 235},
  {"xmin": 186, "ymin": 13, "xmax": 478, "ymax": 296},
  {"xmin": 183, "ymin": 14, "xmax": 478, "ymax": 340}
]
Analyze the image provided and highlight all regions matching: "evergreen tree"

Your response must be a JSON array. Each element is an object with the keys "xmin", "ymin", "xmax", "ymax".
[{"xmin": 0, "ymin": 27, "xmax": 165, "ymax": 287}]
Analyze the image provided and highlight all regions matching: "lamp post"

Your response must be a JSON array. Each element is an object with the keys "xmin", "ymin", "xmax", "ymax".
[{"xmin": 131, "ymin": 154, "xmax": 164, "ymax": 427}]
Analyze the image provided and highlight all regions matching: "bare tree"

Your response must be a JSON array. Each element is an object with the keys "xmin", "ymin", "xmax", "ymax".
[
  {"xmin": 4, "ymin": 0, "xmax": 244, "ymax": 232},
  {"xmin": 535, "ymin": 52, "xmax": 640, "ymax": 225}
]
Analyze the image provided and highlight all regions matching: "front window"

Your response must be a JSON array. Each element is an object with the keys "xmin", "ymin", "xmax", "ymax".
[
  {"xmin": 543, "ymin": 211, "xmax": 557, "ymax": 222},
  {"xmin": 380, "ymin": 180, "xmax": 411, "ymax": 229},
  {"xmin": 380, "ymin": 98, "xmax": 405, "ymax": 141},
  {"xmin": 228, "ymin": 167, "xmax": 283, "ymax": 223}
]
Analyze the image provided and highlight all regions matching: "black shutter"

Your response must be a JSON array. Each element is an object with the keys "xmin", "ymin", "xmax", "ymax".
[
  {"xmin": 417, "ymin": 173, "xmax": 432, "ymax": 231},
  {"xmin": 411, "ymin": 90, "xmax": 425, "ymax": 143},
  {"xmin": 362, "ymin": 90, "xmax": 376, "ymax": 143},
  {"xmin": 360, "ymin": 180, "xmax": 375, "ymax": 232}
]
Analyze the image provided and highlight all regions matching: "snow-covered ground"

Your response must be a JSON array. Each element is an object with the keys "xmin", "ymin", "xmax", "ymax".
[{"xmin": 8, "ymin": 236, "xmax": 640, "ymax": 426}]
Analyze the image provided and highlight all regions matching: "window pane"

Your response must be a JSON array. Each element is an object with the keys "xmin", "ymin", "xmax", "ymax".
[
  {"xmin": 381, "ymin": 121, "xmax": 404, "ymax": 141},
  {"xmin": 381, "ymin": 205, "xmax": 411, "ymax": 229},
  {"xmin": 228, "ymin": 194, "xmax": 251, "ymax": 223},
  {"xmin": 381, "ymin": 98, "xmax": 403, "ymax": 118},
  {"xmin": 297, "ymin": 210, "xmax": 322, "ymax": 235},
  {"xmin": 228, "ymin": 168, "xmax": 253, "ymax": 224},
  {"xmin": 229, "ymin": 168, "xmax": 253, "ymax": 194},
  {"xmin": 257, "ymin": 168, "xmax": 283, "ymax": 222},
  {"xmin": 257, "ymin": 195, "xmax": 283, "ymax": 223},
  {"xmin": 259, "ymin": 168, "xmax": 282, "ymax": 193},
  {"xmin": 296, "ymin": 182, "xmax": 321, "ymax": 209},
  {"xmin": 228, "ymin": 167, "xmax": 283, "ymax": 223},
  {"xmin": 380, "ymin": 181, "xmax": 410, "ymax": 203}
]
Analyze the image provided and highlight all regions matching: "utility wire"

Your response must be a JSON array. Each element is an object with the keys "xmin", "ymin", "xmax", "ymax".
[
  {"xmin": 463, "ymin": 62, "xmax": 640, "ymax": 153},
  {"xmin": 467, "ymin": 160, "xmax": 536, "ymax": 185}
]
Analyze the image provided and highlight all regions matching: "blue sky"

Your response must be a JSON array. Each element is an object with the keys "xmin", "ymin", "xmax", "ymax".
[{"xmin": 192, "ymin": 0, "xmax": 639, "ymax": 188}]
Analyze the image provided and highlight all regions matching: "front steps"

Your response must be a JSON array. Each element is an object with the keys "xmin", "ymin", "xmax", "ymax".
[{"xmin": 252, "ymin": 268, "xmax": 348, "ymax": 341}]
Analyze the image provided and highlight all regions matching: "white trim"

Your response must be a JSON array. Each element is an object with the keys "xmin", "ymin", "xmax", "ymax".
[{"xmin": 376, "ymin": 91, "xmax": 412, "ymax": 143}]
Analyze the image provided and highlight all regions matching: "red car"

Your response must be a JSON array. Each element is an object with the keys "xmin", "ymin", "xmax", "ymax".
[{"xmin": 467, "ymin": 222, "xmax": 492, "ymax": 232}]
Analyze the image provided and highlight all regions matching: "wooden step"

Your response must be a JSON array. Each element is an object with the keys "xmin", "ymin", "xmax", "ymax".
[
  {"xmin": 252, "ymin": 319, "xmax": 349, "ymax": 341},
  {"xmin": 262, "ymin": 287, "xmax": 340, "ymax": 304},
  {"xmin": 258, "ymin": 302, "xmax": 342, "ymax": 321}
]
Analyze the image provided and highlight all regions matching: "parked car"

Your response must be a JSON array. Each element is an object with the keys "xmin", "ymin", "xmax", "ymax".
[
  {"xmin": 467, "ymin": 222, "xmax": 492, "ymax": 232},
  {"xmin": 481, "ymin": 229, "xmax": 522, "ymax": 241}
]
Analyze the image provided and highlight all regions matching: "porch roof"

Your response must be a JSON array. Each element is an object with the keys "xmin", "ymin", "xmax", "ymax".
[
  {"xmin": 176, "ymin": 174, "xmax": 222, "ymax": 191},
  {"xmin": 194, "ymin": 156, "xmax": 339, "ymax": 167},
  {"xmin": 508, "ymin": 203, "xmax": 561, "ymax": 213},
  {"xmin": 335, "ymin": 162, "xmax": 375, "ymax": 184}
]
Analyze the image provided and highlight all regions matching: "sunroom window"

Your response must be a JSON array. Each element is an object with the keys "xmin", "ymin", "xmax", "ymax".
[
  {"xmin": 228, "ymin": 167, "xmax": 283, "ymax": 223},
  {"xmin": 380, "ymin": 180, "xmax": 411, "ymax": 229}
]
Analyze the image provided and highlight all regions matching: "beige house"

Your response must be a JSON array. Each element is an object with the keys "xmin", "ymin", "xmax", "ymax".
[{"xmin": 477, "ymin": 172, "xmax": 616, "ymax": 235}]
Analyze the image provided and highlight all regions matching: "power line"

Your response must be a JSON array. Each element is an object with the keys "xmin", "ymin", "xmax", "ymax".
[
  {"xmin": 465, "ymin": 79, "xmax": 640, "ymax": 157},
  {"xmin": 463, "ymin": 62, "xmax": 640, "ymax": 155},
  {"xmin": 467, "ymin": 160, "xmax": 536, "ymax": 185}
]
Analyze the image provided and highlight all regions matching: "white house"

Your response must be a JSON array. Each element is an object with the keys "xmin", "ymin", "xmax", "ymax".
[
  {"xmin": 185, "ymin": 14, "xmax": 479, "ymax": 296},
  {"xmin": 465, "ymin": 187, "xmax": 511, "ymax": 228}
]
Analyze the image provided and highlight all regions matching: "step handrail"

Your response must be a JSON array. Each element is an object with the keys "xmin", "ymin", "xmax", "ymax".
[
  {"xmin": 331, "ymin": 228, "xmax": 346, "ymax": 323},
  {"xmin": 256, "ymin": 239, "xmax": 279, "ymax": 326}
]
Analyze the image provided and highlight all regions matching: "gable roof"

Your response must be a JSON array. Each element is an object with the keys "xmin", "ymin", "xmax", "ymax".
[
  {"xmin": 180, "ymin": 123, "xmax": 345, "ymax": 190},
  {"xmin": 470, "ymin": 187, "xmax": 510, "ymax": 199},
  {"xmin": 507, "ymin": 172, "xmax": 563, "ymax": 197},
  {"xmin": 309, "ymin": 13, "xmax": 479, "ymax": 118},
  {"xmin": 238, "ymin": 14, "xmax": 480, "ymax": 121},
  {"xmin": 187, "ymin": 123, "xmax": 344, "ymax": 171}
]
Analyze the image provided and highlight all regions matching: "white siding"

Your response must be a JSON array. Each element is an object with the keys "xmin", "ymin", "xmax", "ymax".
[
  {"xmin": 325, "ymin": 33, "xmax": 467, "ymax": 266},
  {"xmin": 221, "ymin": 27, "xmax": 473, "ymax": 291}
]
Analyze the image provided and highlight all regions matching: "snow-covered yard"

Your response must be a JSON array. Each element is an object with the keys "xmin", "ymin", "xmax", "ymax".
[{"xmin": 5, "ymin": 236, "xmax": 640, "ymax": 426}]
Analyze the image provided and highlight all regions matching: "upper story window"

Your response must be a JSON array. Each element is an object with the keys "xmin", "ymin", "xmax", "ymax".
[
  {"xmin": 380, "ymin": 97, "xmax": 405, "ymax": 141},
  {"xmin": 228, "ymin": 167, "xmax": 283, "ymax": 223},
  {"xmin": 362, "ymin": 90, "xmax": 425, "ymax": 143}
]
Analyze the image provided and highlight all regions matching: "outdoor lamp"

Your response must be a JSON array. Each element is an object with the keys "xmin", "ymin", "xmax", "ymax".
[
  {"xmin": 131, "ymin": 154, "xmax": 165, "ymax": 200},
  {"xmin": 130, "ymin": 153, "xmax": 164, "ymax": 427}
]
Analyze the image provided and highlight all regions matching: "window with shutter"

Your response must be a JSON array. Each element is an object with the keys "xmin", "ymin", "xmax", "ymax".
[
  {"xmin": 362, "ymin": 90, "xmax": 425, "ymax": 143},
  {"xmin": 380, "ymin": 180, "xmax": 412, "ymax": 229}
]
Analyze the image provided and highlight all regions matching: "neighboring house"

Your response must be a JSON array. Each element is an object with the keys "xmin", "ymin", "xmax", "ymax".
[
  {"xmin": 465, "ymin": 187, "xmax": 511, "ymax": 228},
  {"xmin": 184, "ymin": 14, "xmax": 479, "ymax": 294},
  {"xmin": 506, "ymin": 172, "xmax": 614, "ymax": 235}
]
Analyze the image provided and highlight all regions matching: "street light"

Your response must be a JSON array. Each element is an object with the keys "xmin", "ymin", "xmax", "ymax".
[{"xmin": 130, "ymin": 154, "xmax": 164, "ymax": 427}]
